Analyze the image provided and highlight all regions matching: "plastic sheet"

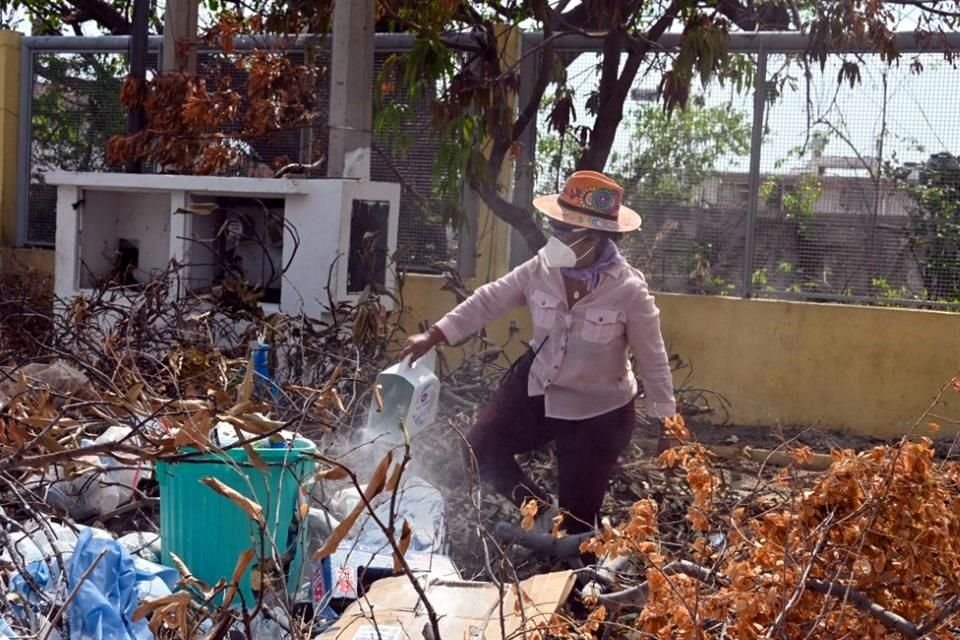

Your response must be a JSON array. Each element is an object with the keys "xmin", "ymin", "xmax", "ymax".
[
  {"xmin": 66, "ymin": 528, "xmax": 178, "ymax": 640},
  {"xmin": 5, "ymin": 525, "xmax": 176, "ymax": 640}
]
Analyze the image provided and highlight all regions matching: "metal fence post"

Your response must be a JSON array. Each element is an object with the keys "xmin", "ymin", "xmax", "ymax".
[
  {"xmin": 508, "ymin": 33, "xmax": 538, "ymax": 268},
  {"xmin": 740, "ymin": 45, "xmax": 767, "ymax": 298},
  {"xmin": 15, "ymin": 40, "xmax": 33, "ymax": 246}
]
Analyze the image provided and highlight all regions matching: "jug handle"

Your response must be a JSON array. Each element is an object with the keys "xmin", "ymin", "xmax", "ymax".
[{"xmin": 398, "ymin": 354, "xmax": 413, "ymax": 371}]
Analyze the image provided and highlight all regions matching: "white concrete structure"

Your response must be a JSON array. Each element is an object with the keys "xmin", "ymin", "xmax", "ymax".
[{"xmin": 45, "ymin": 172, "xmax": 401, "ymax": 317}]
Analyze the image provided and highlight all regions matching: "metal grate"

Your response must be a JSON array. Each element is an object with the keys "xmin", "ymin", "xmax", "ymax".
[
  {"xmin": 532, "ymin": 43, "xmax": 960, "ymax": 308},
  {"xmin": 27, "ymin": 50, "xmax": 159, "ymax": 245},
  {"xmin": 23, "ymin": 42, "xmax": 453, "ymax": 270},
  {"xmin": 565, "ymin": 51, "xmax": 756, "ymax": 296},
  {"xmin": 749, "ymin": 52, "xmax": 960, "ymax": 305}
]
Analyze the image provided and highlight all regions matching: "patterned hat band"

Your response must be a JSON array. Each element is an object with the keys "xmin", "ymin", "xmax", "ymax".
[
  {"xmin": 556, "ymin": 196, "xmax": 621, "ymax": 220},
  {"xmin": 557, "ymin": 184, "xmax": 623, "ymax": 221}
]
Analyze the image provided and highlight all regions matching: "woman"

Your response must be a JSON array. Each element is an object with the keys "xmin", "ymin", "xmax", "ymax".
[{"xmin": 400, "ymin": 170, "xmax": 677, "ymax": 533}]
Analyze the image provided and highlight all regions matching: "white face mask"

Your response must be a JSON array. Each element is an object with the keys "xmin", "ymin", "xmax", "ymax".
[{"xmin": 539, "ymin": 234, "xmax": 593, "ymax": 269}]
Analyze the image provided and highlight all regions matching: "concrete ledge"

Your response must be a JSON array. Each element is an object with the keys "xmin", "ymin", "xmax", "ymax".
[
  {"xmin": 401, "ymin": 278, "xmax": 960, "ymax": 438},
  {"xmin": 0, "ymin": 247, "xmax": 54, "ymax": 274},
  {"xmin": 656, "ymin": 293, "xmax": 960, "ymax": 437}
]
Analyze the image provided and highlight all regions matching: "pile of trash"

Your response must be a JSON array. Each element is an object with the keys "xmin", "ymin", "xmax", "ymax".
[
  {"xmin": 0, "ymin": 344, "xmax": 460, "ymax": 640},
  {"xmin": 0, "ymin": 271, "xmax": 476, "ymax": 640}
]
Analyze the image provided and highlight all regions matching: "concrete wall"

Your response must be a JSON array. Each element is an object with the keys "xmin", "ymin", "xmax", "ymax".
[
  {"xmin": 400, "ymin": 275, "xmax": 960, "ymax": 438},
  {"xmin": 0, "ymin": 247, "xmax": 54, "ymax": 273},
  {"xmin": 655, "ymin": 294, "xmax": 960, "ymax": 438}
]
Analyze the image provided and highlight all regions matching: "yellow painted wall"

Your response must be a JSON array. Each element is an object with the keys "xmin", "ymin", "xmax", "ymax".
[
  {"xmin": 655, "ymin": 294, "xmax": 960, "ymax": 438},
  {"xmin": 0, "ymin": 247, "xmax": 54, "ymax": 273},
  {"xmin": 400, "ymin": 278, "xmax": 960, "ymax": 438},
  {"xmin": 0, "ymin": 30, "xmax": 20, "ymax": 247}
]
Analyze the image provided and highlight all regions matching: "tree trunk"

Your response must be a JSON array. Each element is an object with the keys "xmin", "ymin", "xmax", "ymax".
[
  {"xmin": 473, "ymin": 178, "xmax": 546, "ymax": 253},
  {"xmin": 577, "ymin": 5, "xmax": 680, "ymax": 171}
]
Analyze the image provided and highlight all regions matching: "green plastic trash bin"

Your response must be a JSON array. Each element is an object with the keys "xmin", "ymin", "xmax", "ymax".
[{"xmin": 156, "ymin": 439, "xmax": 317, "ymax": 606}]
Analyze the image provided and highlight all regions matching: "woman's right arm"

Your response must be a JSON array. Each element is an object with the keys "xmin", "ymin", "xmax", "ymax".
[{"xmin": 401, "ymin": 261, "xmax": 533, "ymax": 361}]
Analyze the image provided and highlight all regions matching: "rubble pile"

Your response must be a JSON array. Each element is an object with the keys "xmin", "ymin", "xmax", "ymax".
[
  {"xmin": 3, "ymin": 268, "xmax": 960, "ymax": 640},
  {"xmin": 0, "ymin": 270, "xmax": 410, "ymax": 639}
]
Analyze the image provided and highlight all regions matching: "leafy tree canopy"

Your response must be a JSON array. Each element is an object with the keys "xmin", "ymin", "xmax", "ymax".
[{"xmin": 7, "ymin": 0, "xmax": 960, "ymax": 251}]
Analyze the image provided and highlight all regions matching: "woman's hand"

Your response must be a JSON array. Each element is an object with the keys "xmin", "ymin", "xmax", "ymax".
[{"xmin": 399, "ymin": 326, "xmax": 446, "ymax": 364}]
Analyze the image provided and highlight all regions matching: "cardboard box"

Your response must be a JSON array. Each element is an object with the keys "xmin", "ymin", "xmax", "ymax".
[
  {"xmin": 329, "ymin": 542, "xmax": 461, "ymax": 600},
  {"xmin": 317, "ymin": 571, "xmax": 575, "ymax": 640}
]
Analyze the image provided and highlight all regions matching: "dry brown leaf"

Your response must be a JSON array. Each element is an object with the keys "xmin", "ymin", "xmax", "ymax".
[
  {"xmin": 329, "ymin": 389, "xmax": 347, "ymax": 414},
  {"xmin": 237, "ymin": 357, "xmax": 254, "ymax": 404},
  {"xmin": 393, "ymin": 519, "xmax": 412, "ymax": 574},
  {"xmin": 168, "ymin": 552, "xmax": 195, "ymax": 583},
  {"xmin": 319, "ymin": 465, "xmax": 350, "ymax": 481},
  {"xmin": 220, "ymin": 412, "xmax": 284, "ymax": 436},
  {"xmin": 125, "ymin": 383, "xmax": 143, "ymax": 406},
  {"xmin": 231, "ymin": 423, "xmax": 269, "ymax": 472},
  {"xmin": 173, "ymin": 409, "xmax": 214, "ymax": 451},
  {"xmin": 224, "ymin": 400, "xmax": 254, "ymax": 417},
  {"xmin": 201, "ymin": 476, "xmax": 264, "ymax": 524},
  {"xmin": 386, "ymin": 462, "xmax": 404, "ymax": 493},
  {"xmin": 320, "ymin": 364, "xmax": 343, "ymax": 393},
  {"xmin": 367, "ymin": 450, "xmax": 393, "ymax": 497},
  {"xmin": 220, "ymin": 548, "xmax": 256, "ymax": 609},
  {"xmin": 551, "ymin": 513, "xmax": 566, "ymax": 539},
  {"xmin": 520, "ymin": 499, "xmax": 539, "ymax": 531},
  {"xmin": 313, "ymin": 451, "xmax": 393, "ymax": 560},
  {"xmin": 242, "ymin": 440, "xmax": 269, "ymax": 473},
  {"xmin": 132, "ymin": 592, "xmax": 193, "ymax": 622}
]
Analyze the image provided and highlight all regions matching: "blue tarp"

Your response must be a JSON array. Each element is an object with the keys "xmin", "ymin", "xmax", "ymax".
[
  {"xmin": 66, "ymin": 529, "xmax": 178, "ymax": 640},
  {"xmin": 8, "ymin": 528, "xmax": 177, "ymax": 640}
]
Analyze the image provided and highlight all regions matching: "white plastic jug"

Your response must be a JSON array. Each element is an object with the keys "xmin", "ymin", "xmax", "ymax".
[{"xmin": 365, "ymin": 350, "xmax": 440, "ymax": 442}]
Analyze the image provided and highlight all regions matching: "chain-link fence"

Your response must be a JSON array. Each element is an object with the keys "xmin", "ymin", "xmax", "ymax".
[
  {"xmin": 19, "ymin": 36, "xmax": 452, "ymax": 271},
  {"xmin": 527, "ymin": 34, "xmax": 960, "ymax": 309},
  {"xmin": 20, "ymin": 33, "xmax": 960, "ymax": 307}
]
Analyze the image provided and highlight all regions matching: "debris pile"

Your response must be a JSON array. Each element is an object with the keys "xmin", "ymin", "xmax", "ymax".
[{"xmin": 2, "ymin": 265, "xmax": 959, "ymax": 640}]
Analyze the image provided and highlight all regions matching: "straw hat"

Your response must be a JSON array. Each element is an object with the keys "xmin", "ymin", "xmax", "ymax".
[{"xmin": 533, "ymin": 170, "xmax": 642, "ymax": 233}]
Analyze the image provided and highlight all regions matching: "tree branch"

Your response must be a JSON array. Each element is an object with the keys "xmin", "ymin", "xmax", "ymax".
[
  {"xmin": 493, "ymin": 521, "xmax": 595, "ymax": 559},
  {"xmin": 471, "ymin": 175, "xmax": 547, "ymax": 251},
  {"xmin": 598, "ymin": 560, "xmax": 720, "ymax": 608},
  {"xmin": 598, "ymin": 557, "xmax": 933, "ymax": 639},
  {"xmin": 805, "ymin": 579, "xmax": 923, "ymax": 639},
  {"xmin": 883, "ymin": 0, "xmax": 960, "ymax": 20},
  {"xmin": 715, "ymin": 0, "xmax": 792, "ymax": 30},
  {"xmin": 577, "ymin": 1, "xmax": 681, "ymax": 171},
  {"xmin": 67, "ymin": 0, "xmax": 132, "ymax": 34}
]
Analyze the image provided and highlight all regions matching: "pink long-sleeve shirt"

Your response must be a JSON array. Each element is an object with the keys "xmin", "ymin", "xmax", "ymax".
[{"xmin": 435, "ymin": 254, "xmax": 677, "ymax": 420}]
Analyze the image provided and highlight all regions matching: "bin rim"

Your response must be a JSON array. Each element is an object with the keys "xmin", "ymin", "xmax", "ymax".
[{"xmin": 156, "ymin": 437, "xmax": 318, "ymax": 466}]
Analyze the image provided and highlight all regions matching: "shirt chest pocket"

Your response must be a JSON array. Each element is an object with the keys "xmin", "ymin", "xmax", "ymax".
[
  {"xmin": 530, "ymin": 290, "xmax": 562, "ymax": 329},
  {"xmin": 582, "ymin": 308, "xmax": 623, "ymax": 343}
]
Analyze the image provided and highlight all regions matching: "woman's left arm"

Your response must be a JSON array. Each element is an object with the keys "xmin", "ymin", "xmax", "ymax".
[{"xmin": 625, "ymin": 279, "xmax": 677, "ymax": 420}]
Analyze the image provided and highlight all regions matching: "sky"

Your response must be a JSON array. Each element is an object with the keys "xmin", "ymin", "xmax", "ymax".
[{"xmin": 565, "ymin": 48, "xmax": 960, "ymax": 178}]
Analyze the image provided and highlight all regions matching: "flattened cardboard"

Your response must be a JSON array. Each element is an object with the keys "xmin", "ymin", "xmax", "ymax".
[
  {"xmin": 330, "ymin": 542, "xmax": 461, "ymax": 599},
  {"xmin": 317, "ymin": 570, "xmax": 575, "ymax": 640}
]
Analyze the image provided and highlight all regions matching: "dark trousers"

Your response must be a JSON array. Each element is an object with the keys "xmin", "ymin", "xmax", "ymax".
[{"xmin": 464, "ymin": 354, "xmax": 636, "ymax": 533}]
